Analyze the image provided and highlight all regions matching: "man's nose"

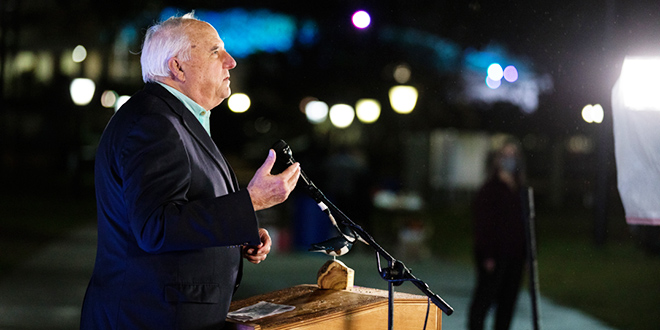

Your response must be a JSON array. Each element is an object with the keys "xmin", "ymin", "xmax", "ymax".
[{"xmin": 223, "ymin": 52, "xmax": 236, "ymax": 69}]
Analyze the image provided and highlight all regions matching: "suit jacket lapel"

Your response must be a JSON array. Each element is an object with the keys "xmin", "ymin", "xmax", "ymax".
[{"xmin": 145, "ymin": 83, "xmax": 238, "ymax": 192}]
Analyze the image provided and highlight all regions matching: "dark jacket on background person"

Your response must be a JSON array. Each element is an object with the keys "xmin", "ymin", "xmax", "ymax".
[{"xmin": 473, "ymin": 177, "xmax": 526, "ymax": 262}]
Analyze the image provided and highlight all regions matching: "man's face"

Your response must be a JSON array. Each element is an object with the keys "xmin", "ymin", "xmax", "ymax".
[{"xmin": 180, "ymin": 21, "xmax": 237, "ymax": 110}]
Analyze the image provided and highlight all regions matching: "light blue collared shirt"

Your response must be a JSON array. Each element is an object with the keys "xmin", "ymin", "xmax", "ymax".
[{"xmin": 157, "ymin": 82, "xmax": 211, "ymax": 136}]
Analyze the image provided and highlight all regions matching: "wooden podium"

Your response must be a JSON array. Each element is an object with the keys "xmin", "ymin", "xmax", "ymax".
[{"xmin": 225, "ymin": 284, "xmax": 442, "ymax": 330}]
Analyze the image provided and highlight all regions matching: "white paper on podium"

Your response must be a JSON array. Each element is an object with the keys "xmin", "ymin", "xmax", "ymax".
[{"xmin": 227, "ymin": 301, "xmax": 296, "ymax": 322}]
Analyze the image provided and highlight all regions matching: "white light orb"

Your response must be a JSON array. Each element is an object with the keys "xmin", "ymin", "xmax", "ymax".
[
  {"xmin": 356, "ymin": 99, "xmax": 381, "ymax": 123},
  {"xmin": 388, "ymin": 85, "xmax": 418, "ymax": 114},
  {"xmin": 486, "ymin": 76, "xmax": 501, "ymax": 89},
  {"xmin": 305, "ymin": 100, "xmax": 329, "ymax": 124},
  {"xmin": 329, "ymin": 104, "xmax": 355, "ymax": 128},
  {"xmin": 352, "ymin": 10, "xmax": 371, "ymax": 29},
  {"xmin": 487, "ymin": 63, "xmax": 504, "ymax": 81},
  {"xmin": 582, "ymin": 104, "xmax": 595, "ymax": 123},
  {"xmin": 228, "ymin": 93, "xmax": 251, "ymax": 113},
  {"xmin": 72, "ymin": 45, "xmax": 87, "ymax": 63},
  {"xmin": 591, "ymin": 104, "xmax": 604, "ymax": 123},
  {"xmin": 69, "ymin": 78, "xmax": 95, "ymax": 106},
  {"xmin": 115, "ymin": 95, "xmax": 131, "ymax": 112}
]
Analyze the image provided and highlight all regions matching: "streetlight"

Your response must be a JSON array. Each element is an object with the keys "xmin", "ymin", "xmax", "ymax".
[{"xmin": 388, "ymin": 85, "xmax": 418, "ymax": 114}]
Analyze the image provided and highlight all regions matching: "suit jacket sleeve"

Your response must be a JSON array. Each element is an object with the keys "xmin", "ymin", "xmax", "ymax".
[{"xmin": 117, "ymin": 106, "xmax": 260, "ymax": 254}]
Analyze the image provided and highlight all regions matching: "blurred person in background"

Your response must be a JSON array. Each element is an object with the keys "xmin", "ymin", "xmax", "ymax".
[
  {"xmin": 468, "ymin": 139, "xmax": 527, "ymax": 330},
  {"xmin": 80, "ymin": 12, "xmax": 300, "ymax": 329}
]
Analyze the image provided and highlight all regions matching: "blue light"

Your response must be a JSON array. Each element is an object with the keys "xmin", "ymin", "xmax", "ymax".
[
  {"xmin": 298, "ymin": 19, "xmax": 319, "ymax": 46},
  {"xmin": 159, "ymin": 7, "xmax": 318, "ymax": 58},
  {"xmin": 379, "ymin": 26, "xmax": 461, "ymax": 72}
]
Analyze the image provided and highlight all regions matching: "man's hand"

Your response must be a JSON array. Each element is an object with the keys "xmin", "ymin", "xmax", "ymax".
[
  {"xmin": 247, "ymin": 149, "xmax": 300, "ymax": 211},
  {"xmin": 243, "ymin": 228, "xmax": 272, "ymax": 264}
]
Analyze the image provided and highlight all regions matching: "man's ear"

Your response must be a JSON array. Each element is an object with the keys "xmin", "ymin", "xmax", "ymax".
[{"xmin": 167, "ymin": 57, "xmax": 185, "ymax": 82}]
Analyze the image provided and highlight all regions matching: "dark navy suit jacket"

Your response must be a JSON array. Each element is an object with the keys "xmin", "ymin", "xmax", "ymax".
[{"xmin": 80, "ymin": 83, "xmax": 261, "ymax": 329}]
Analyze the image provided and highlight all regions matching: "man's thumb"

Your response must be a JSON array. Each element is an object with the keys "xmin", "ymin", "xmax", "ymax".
[{"xmin": 259, "ymin": 149, "xmax": 276, "ymax": 173}]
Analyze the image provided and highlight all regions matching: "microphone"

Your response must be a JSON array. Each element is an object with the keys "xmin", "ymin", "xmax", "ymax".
[
  {"xmin": 271, "ymin": 140, "xmax": 364, "ymax": 245},
  {"xmin": 271, "ymin": 140, "xmax": 315, "ymax": 188},
  {"xmin": 270, "ymin": 140, "xmax": 322, "ymax": 201}
]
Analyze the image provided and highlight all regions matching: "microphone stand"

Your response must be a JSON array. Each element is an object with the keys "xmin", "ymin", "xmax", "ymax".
[{"xmin": 301, "ymin": 182, "xmax": 454, "ymax": 327}]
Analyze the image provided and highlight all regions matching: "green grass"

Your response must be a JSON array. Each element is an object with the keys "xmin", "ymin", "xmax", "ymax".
[
  {"xmin": 538, "ymin": 237, "xmax": 660, "ymax": 329},
  {"xmin": 421, "ymin": 203, "xmax": 660, "ymax": 330}
]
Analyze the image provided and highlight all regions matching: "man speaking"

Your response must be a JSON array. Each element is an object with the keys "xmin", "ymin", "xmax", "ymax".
[{"xmin": 80, "ymin": 12, "xmax": 300, "ymax": 329}]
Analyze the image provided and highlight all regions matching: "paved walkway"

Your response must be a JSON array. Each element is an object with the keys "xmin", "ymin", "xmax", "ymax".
[{"xmin": 0, "ymin": 224, "xmax": 618, "ymax": 330}]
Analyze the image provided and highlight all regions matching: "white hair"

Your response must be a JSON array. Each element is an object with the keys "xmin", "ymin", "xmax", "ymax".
[{"xmin": 140, "ymin": 12, "xmax": 198, "ymax": 83}]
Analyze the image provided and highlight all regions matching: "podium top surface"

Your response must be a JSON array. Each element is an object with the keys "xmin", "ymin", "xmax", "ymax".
[{"xmin": 227, "ymin": 285, "xmax": 432, "ymax": 330}]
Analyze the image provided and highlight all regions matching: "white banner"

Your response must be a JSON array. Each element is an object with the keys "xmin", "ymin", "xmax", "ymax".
[{"xmin": 612, "ymin": 77, "xmax": 660, "ymax": 225}]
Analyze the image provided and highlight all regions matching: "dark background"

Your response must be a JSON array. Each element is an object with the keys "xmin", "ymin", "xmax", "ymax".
[
  {"xmin": 4, "ymin": 0, "xmax": 656, "ymax": 229},
  {"xmin": 3, "ymin": 1, "xmax": 660, "ymax": 329}
]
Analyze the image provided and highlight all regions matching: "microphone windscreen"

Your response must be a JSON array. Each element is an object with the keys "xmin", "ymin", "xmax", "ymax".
[{"xmin": 270, "ymin": 140, "xmax": 293, "ymax": 174}]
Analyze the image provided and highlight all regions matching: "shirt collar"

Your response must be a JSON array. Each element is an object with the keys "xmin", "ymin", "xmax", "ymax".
[{"xmin": 157, "ymin": 82, "xmax": 211, "ymax": 136}]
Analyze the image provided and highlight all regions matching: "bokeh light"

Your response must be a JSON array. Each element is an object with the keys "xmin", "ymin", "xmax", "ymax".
[
  {"xmin": 254, "ymin": 117, "xmax": 272, "ymax": 134},
  {"xmin": 356, "ymin": 99, "xmax": 381, "ymax": 123},
  {"xmin": 393, "ymin": 64, "xmax": 411, "ymax": 84},
  {"xmin": 305, "ymin": 100, "xmax": 329, "ymax": 124},
  {"xmin": 503, "ymin": 65, "xmax": 518, "ymax": 82},
  {"xmin": 329, "ymin": 104, "xmax": 355, "ymax": 128},
  {"xmin": 352, "ymin": 10, "xmax": 371, "ymax": 29},
  {"xmin": 228, "ymin": 93, "xmax": 251, "ymax": 113},
  {"xmin": 115, "ymin": 95, "xmax": 131, "ymax": 112},
  {"xmin": 100, "ymin": 90, "xmax": 118, "ymax": 108},
  {"xmin": 486, "ymin": 76, "xmax": 501, "ymax": 89},
  {"xmin": 582, "ymin": 104, "xmax": 604, "ymax": 124},
  {"xmin": 389, "ymin": 85, "xmax": 418, "ymax": 114},
  {"xmin": 69, "ymin": 78, "xmax": 95, "ymax": 106},
  {"xmin": 568, "ymin": 135, "xmax": 594, "ymax": 153},
  {"xmin": 487, "ymin": 63, "xmax": 504, "ymax": 81},
  {"xmin": 72, "ymin": 45, "xmax": 87, "ymax": 63}
]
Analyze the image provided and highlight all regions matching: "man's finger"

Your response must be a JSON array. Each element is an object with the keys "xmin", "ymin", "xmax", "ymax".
[
  {"xmin": 280, "ymin": 161, "xmax": 300, "ymax": 180},
  {"xmin": 257, "ymin": 149, "xmax": 276, "ymax": 174},
  {"xmin": 286, "ymin": 165, "xmax": 301, "ymax": 186}
]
